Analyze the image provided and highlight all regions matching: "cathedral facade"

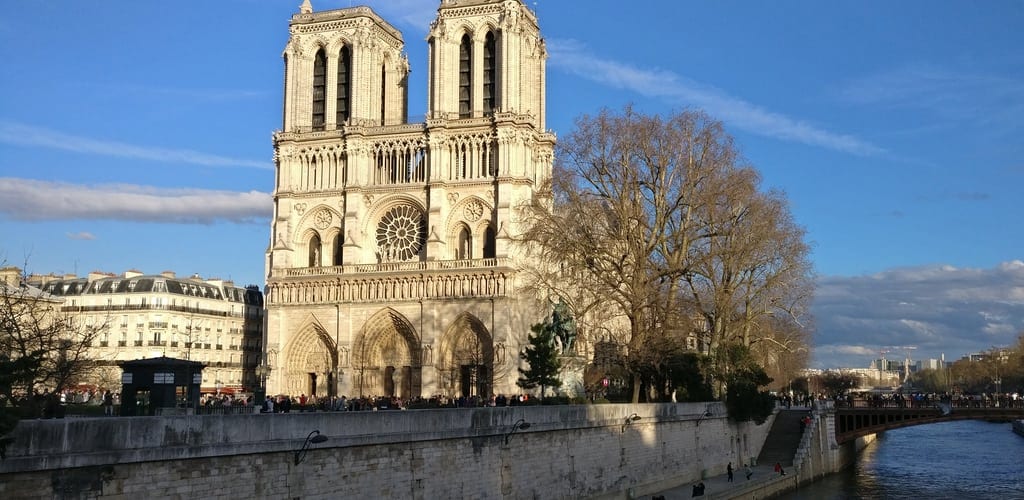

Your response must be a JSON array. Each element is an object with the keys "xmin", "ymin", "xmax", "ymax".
[{"xmin": 264, "ymin": 0, "xmax": 555, "ymax": 399}]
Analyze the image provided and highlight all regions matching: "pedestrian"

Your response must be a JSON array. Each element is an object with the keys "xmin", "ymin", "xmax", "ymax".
[
  {"xmin": 727, "ymin": 462, "xmax": 734, "ymax": 482},
  {"xmin": 691, "ymin": 481, "xmax": 705, "ymax": 497},
  {"xmin": 102, "ymin": 390, "xmax": 114, "ymax": 416},
  {"xmin": 745, "ymin": 463, "xmax": 753, "ymax": 480},
  {"xmin": 774, "ymin": 462, "xmax": 786, "ymax": 476}
]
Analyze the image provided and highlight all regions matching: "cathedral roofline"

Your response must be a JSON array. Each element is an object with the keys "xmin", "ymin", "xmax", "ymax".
[{"xmin": 290, "ymin": 5, "xmax": 403, "ymax": 44}]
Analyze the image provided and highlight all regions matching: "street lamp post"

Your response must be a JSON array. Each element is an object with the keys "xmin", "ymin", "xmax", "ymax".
[{"xmin": 255, "ymin": 364, "xmax": 270, "ymax": 408}]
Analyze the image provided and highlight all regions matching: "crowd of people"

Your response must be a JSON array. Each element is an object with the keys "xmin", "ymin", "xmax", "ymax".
[
  {"xmin": 258, "ymin": 393, "xmax": 540, "ymax": 413},
  {"xmin": 835, "ymin": 391, "xmax": 1023, "ymax": 409}
]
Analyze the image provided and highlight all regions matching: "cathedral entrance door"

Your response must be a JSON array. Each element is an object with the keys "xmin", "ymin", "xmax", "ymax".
[
  {"xmin": 384, "ymin": 366, "xmax": 396, "ymax": 396},
  {"xmin": 308, "ymin": 372, "xmax": 317, "ymax": 397},
  {"xmin": 459, "ymin": 364, "xmax": 490, "ymax": 397}
]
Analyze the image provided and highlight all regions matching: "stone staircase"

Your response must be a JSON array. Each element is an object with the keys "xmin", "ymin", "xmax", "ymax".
[{"xmin": 757, "ymin": 409, "xmax": 808, "ymax": 467}]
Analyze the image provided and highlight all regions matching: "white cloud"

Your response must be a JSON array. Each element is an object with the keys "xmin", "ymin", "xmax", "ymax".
[
  {"xmin": 812, "ymin": 263, "xmax": 1024, "ymax": 369},
  {"xmin": 547, "ymin": 39, "xmax": 885, "ymax": 156},
  {"xmin": 0, "ymin": 178, "xmax": 272, "ymax": 224},
  {"xmin": 838, "ymin": 64, "xmax": 1024, "ymax": 132},
  {"xmin": 0, "ymin": 121, "xmax": 271, "ymax": 170},
  {"xmin": 65, "ymin": 232, "xmax": 96, "ymax": 241}
]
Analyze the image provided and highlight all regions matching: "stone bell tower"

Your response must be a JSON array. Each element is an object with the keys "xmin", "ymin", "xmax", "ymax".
[{"xmin": 265, "ymin": 0, "xmax": 555, "ymax": 401}]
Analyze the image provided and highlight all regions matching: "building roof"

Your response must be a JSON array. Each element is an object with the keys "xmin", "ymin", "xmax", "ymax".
[{"xmin": 36, "ymin": 273, "xmax": 263, "ymax": 306}]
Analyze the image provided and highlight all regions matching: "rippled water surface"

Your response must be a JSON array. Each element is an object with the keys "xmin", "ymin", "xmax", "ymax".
[{"xmin": 777, "ymin": 420, "xmax": 1024, "ymax": 500}]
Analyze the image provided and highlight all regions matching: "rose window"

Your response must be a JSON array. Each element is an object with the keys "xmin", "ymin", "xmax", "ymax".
[
  {"xmin": 464, "ymin": 200, "xmax": 484, "ymax": 222},
  {"xmin": 376, "ymin": 205, "xmax": 426, "ymax": 261},
  {"xmin": 314, "ymin": 209, "xmax": 333, "ymax": 229}
]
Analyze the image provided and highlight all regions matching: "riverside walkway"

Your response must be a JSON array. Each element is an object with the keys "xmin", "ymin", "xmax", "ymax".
[
  {"xmin": 650, "ymin": 408, "xmax": 810, "ymax": 499},
  {"xmin": 650, "ymin": 463, "xmax": 789, "ymax": 500}
]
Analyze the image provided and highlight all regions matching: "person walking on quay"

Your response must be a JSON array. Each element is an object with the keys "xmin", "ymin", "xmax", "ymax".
[
  {"xmin": 745, "ymin": 463, "xmax": 753, "ymax": 480},
  {"xmin": 727, "ymin": 462, "xmax": 734, "ymax": 482},
  {"xmin": 774, "ymin": 462, "xmax": 786, "ymax": 476},
  {"xmin": 102, "ymin": 390, "xmax": 114, "ymax": 416}
]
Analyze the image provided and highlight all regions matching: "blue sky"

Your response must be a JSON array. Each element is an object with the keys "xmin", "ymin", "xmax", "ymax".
[{"xmin": 1, "ymin": 1, "xmax": 1022, "ymax": 370}]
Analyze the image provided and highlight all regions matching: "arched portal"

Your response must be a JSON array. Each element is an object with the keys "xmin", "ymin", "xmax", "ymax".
[
  {"xmin": 352, "ymin": 308, "xmax": 422, "ymax": 398},
  {"xmin": 437, "ymin": 313, "xmax": 494, "ymax": 399},
  {"xmin": 282, "ymin": 318, "xmax": 338, "ymax": 399}
]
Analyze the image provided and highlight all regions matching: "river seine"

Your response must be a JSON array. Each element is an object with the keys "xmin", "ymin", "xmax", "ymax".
[{"xmin": 776, "ymin": 419, "xmax": 1024, "ymax": 499}]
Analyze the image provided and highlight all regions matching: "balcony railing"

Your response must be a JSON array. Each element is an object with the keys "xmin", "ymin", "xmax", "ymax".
[
  {"xmin": 133, "ymin": 340, "xmax": 143, "ymax": 347},
  {"xmin": 278, "ymin": 257, "xmax": 508, "ymax": 278},
  {"xmin": 99, "ymin": 341, "xmax": 109, "ymax": 347},
  {"xmin": 117, "ymin": 341, "xmax": 127, "ymax": 347},
  {"xmin": 148, "ymin": 341, "xmax": 167, "ymax": 347}
]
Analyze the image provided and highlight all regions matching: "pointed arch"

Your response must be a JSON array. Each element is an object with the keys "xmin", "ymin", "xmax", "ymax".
[
  {"xmin": 307, "ymin": 232, "xmax": 322, "ymax": 267},
  {"xmin": 483, "ymin": 30, "xmax": 497, "ymax": 115},
  {"xmin": 437, "ymin": 312, "xmax": 494, "ymax": 398},
  {"xmin": 352, "ymin": 308, "xmax": 423, "ymax": 398},
  {"xmin": 458, "ymin": 33, "xmax": 472, "ymax": 118},
  {"xmin": 336, "ymin": 44, "xmax": 351, "ymax": 124},
  {"xmin": 282, "ymin": 315, "xmax": 338, "ymax": 398},
  {"xmin": 482, "ymin": 224, "xmax": 496, "ymax": 259},
  {"xmin": 312, "ymin": 47, "xmax": 327, "ymax": 130},
  {"xmin": 455, "ymin": 223, "xmax": 472, "ymax": 260}
]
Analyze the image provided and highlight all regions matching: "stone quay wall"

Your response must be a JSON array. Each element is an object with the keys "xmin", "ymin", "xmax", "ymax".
[
  {"xmin": 0, "ymin": 402, "xmax": 776, "ymax": 499},
  {"xmin": 712, "ymin": 402, "xmax": 875, "ymax": 500}
]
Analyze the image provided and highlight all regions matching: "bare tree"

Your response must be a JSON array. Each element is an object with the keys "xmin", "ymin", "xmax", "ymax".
[
  {"xmin": 0, "ymin": 266, "xmax": 105, "ymax": 417},
  {"xmin": 518, "ymin": 107, "xmax": 814, "ymax": 402}
]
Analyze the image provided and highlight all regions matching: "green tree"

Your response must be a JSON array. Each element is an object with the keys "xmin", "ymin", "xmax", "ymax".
[
  {"xmin": 721, "ymin": 344, "xmax": 775, "ymax": 424},
  {"xmin": 517, "ymin": 320, "xmax": 562, "ymax": 398}
]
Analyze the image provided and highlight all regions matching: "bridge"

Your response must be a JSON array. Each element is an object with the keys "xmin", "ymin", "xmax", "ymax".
[{"xmin": 834, "ymin": 401, "xmax": 1024, "ymax": 443}]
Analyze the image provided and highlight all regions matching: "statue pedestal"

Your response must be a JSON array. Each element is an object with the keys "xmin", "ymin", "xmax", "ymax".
[{"xmin": 557, "ymin": 354, "xmax": 588, "ymax": 398}]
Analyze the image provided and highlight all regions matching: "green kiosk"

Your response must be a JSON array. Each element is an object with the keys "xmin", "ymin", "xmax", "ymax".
[{"xmin": 118, "ymin": 356, "xmax": 204, "ymax": 416}]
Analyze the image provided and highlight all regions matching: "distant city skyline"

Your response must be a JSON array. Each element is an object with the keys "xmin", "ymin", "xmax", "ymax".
[{"xmin": 1, "ymin": 1, "xmax": 1022, "ymax": 369}]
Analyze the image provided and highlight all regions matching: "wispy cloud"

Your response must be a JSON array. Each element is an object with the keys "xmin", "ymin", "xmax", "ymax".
[
  {"xmin": 66, "ymin": 232, "xmax": 96, "ymax": 241},
  {"xmin": 839, "ymin": 64, "xmax": 1024, "ymax": 128},
  {"xmin": 0, "ymin": 178, "xmax": 272, "ymax": 224},
  {"xmin": 547, "ymin": 39, "xmax": 885, "ymax": 156},
  {"xmin": 916, "ymin": 191, "xmax": 993, "ymax": 203},
  {"xmin": 811, "ymin": 261, "xmax": 1024, "ymax": 369},
  {"xmin": 0, "ymin": 121, "xmax": 271, "ymax": 170}
]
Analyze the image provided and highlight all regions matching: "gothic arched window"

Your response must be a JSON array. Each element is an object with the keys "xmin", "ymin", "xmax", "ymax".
[
  {"xmin": 457, "ymin": 227, "xmax": 472, "ymax": 260},
  {"xmin": 483, "ymin": 225, "xmax": 496, "ymax": 259},
  {"xmin": 459, "ymin": 34, "xmax": 472, "ymax": 118},
  {"xmin": 308, "ymin": 234, "xmax": 322, "ymax": 267},
  {"xmin": 312, "ymin": 49, "xmax": 327, "ymax": 131},
  {"xmin": 337, "ymin": 45, "xmax": 351, "ymax": 124},
  {"xmin": 333, "ymin": 233, "xmax": 343, "ymax": 266},
  {"xmin": 380, "ymin": 63, "xmax": 387, "ymax": 126},
  {"xmin": 282, "ymin": 54, "xmax": 289, "ymax": 130},
  {"xmin": 483, "ymin": 31, "xmax": 496, "ymax": 114}
]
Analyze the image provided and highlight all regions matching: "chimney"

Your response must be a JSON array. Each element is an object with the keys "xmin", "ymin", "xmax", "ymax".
[
  {"xmin": 124, "ymin": 269, "xmax": 143, "ymax": 279},
  {"xmin": 161, "ymin": 270, "xmax": 176, "ymax": 279},
  {"xmin": 88, "ymin": 270, "xmax": 109, "ymax": 282}
]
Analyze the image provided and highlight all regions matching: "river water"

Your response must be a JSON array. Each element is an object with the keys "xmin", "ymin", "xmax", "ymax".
[{"xmin": 776, "ymin": 419, "xmax": 1024, "ymax": 499}]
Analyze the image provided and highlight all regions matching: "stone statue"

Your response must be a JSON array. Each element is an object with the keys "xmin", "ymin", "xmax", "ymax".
[{"xmin": 550, "ymin": 298, "xmax": 577, "ymax": 355}]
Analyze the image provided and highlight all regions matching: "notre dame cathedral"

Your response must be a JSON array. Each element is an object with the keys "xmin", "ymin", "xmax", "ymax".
[{"xmin": 264, "ymin": 0, "xmax": 555, "ymax": 400}]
